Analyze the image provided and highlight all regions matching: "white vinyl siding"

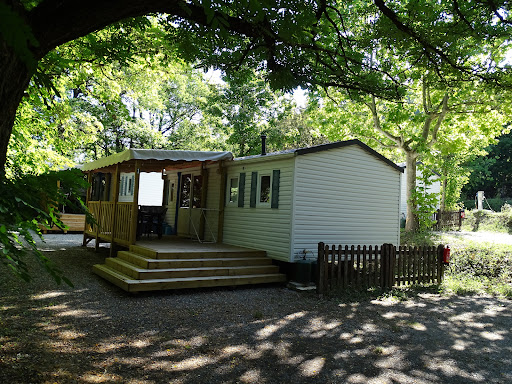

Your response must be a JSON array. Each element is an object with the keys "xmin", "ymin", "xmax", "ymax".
[
  {"xmin": 291, "ymin": 145, "xmax": 401, "ymax": 261},
  {"xmin": 223, "ymin": 157, "xmax": 294, "ymax": 262}
]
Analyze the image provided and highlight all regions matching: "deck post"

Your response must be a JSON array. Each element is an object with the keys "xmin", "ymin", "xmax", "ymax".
[
  {"xmin": 110, "ymin": 164, "xmax": 121, "ymax": 257},
  {"xmin": 82, "ymin": 172, "xmax": 92, "ymax": 246},
  {"xmin": 129, "ymin": 161, "xmax": 141, "ymax": 245},
  {"xmin": 217, "ymin": 161, "xmax": 226, "ymax": 243},
  {"xmin": 95, "ymin": 199, "xmax": 101, "ymax": 252}
]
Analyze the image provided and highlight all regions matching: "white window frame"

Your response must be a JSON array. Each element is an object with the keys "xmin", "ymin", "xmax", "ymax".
[
  {"xmin": 227, "ymin": 176, "xmax": 239, "ymax": 205},
  {"xmin": 257, "ymin": 173, "xmax": 272, "ymax": 207}
]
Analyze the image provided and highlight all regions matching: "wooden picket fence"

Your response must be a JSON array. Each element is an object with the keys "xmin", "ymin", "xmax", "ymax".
[
  {"xmin": 317, "ymin": 243, "xmax": 446, "ymax": 294},
  {"xmin": 434, "ymin": 209, "xmax": 464, "ymax": 230}
]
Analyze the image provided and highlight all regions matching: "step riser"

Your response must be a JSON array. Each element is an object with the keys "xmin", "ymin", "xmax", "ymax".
[
  {"xmin": 95, "ymin": 244, "xmax": 286, "ymax": 292},
  {"xmin": 128, "ymin": 275, "xmax": 287, "ymax": 292},
  {"xmin": 93, "ymin": 265, "xmax": 130, "ymax": 291},
  {"xmin": 128, "ymin": 245, "xmax": 266, "ymax": 259},
  {"xmin": 153, "ymin": 252, "xmax": 267, "ymax": 260},
  {"xmin": 116, "ymin": 252, "xmax": 273, "ymax": 269},
  {"xmin": 137, "ymin": 267, "xmax": 279, "ymax": 279},
  {"xmin": 117, "ymin": 251, "xmax": 149, "ymax": 268},
  {"xmin": 107, "ymin": 259, "xmax": 279, "ymax": 280},
  {"xmin": 106, "ymin": 258, "xmax": 280, "ymax": 279},
  {"xmin": 147, "ymin": 258, "xmax": 273, "ymax": 269},
  {"xmin": 93, "ymin": 264, "xmax": 286, "ymax": 293}
]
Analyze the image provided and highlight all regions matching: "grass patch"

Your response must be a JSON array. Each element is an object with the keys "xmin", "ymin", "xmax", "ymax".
[
  {"xmin": 400, "ymin": 230, "xmax": 439, "ymax": 247},
  {"xmin": 442, "ymin": 241, "xmax": 512, "ymax": 297}
]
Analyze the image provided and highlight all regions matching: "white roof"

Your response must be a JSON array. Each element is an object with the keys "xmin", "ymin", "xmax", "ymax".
[{"xmin": 82, "ymin": 149, "xmax": 233, "ymax": 171}]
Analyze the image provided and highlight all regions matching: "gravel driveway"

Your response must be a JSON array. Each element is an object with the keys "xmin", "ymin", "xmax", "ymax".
[
  {"xmin": 1, "ymin": 234, "xmax": 511, "ymax": 383},
  {"xmin": 441, "ymin": 230, "xmax": 512, "ymax": 246}
]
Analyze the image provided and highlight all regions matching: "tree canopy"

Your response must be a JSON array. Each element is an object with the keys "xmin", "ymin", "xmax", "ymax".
[
  {"xmin": 3, "ymin": 0, "xmax": 512, "ymax": 283},
  {"xmin": 3, "ymin": 0, "xmax": 512, "ymax": 171}
]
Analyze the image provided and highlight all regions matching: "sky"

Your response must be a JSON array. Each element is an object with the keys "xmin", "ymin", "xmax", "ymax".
[{"xmin": 205, "ymin": 68, "xmax": 308, "ymax": 108}]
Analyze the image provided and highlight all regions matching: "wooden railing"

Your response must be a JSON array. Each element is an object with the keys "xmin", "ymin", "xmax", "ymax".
[
  {"xmin": 87, "ymin": 201, "xmax": 133, "ymax": 244},
  {"xmin": 114, "ymin": 203, "xmax": 132, "ymax": 242},
  {"xmin": 317, "ymin": 243, "xmax": 446, "ymax": 294},
  {"xmin": 87, "ymin": 201, "xmax": 101, "ymax": 232}
]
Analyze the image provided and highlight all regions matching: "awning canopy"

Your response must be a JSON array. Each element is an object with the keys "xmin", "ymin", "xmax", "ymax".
[{"xmin": 82, "ymin": 149, "xmax": 234, "ymax": 172}]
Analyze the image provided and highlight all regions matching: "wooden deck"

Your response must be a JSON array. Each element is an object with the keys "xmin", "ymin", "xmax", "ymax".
[{"xmin": 93, "ymin": 236, "xmax": 287, "ymax": 292}]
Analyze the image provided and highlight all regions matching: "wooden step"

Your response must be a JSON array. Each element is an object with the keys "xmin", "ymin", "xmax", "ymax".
[
  {"xmin": 106, "ymin": 257, "xmax": 280, "ymax": 279},
  {"xmin": 93, "ymin": 264, "xmax": 287, "ymax": 292},
  {"xmin": 129, "ymin": 245, "xmax": 266, "ymax": 260},
  {"xmin": 117, "ymin": 251, "xmax": 273, "ymax": 269}
]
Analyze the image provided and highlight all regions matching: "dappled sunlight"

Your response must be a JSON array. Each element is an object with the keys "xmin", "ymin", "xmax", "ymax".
[
  {"xmin": 150, "ymin": 355, "xmax": 213, "ymax": 371},
  {"xmin": 2, "ymin": 262, "xmax": 512, "ymax": 384},
  {"xmin": 31, "ymin": 291, "xmax": 69, "ymax": 300},
  {"xmin": 424, "ymin": 356, "xmax": 487, "ymax": 382},
  {"xmin": 81, "ymin": 372, "xmax": 123, "ymax": 383},
  {"xmin": 480, "ymin": 331, "xmax": 505, "ymax": 341},
  {"xmin": 239, "ymin": 368, "xmax": 262, "ymax": 383},
  {"xmin": 58, "ymin": 329, "xmax": 87, "ymax": 340},
  {"xmin": 299, "ymin": 356, "xmax": 325, "ymax": 377}
]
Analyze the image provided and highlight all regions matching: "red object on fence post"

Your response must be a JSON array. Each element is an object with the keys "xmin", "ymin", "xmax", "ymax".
[{"xmin": 443, "ymin": 247, "xmax": 451, "ymax": 265}]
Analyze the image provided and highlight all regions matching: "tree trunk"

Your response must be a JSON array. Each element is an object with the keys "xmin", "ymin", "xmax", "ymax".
[
  {"xmin": 404, "ymin": 151, "xmax": 419, "ymax": 232},
  {"xmin": 0, "ymin": 42, "xmax": 33, "ymax": 173}
]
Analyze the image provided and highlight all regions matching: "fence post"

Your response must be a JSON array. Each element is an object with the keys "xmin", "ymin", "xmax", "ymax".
[
  {"xmin": 437, "ymin": 244, "xmax": 445, "ymax": 284},
  {"xmin": 317, "ymin": 242, "xmax": 325, "ymax": 295},
  {"xmin": 381, "ymin": 243, "xmax": 394, "ymax": 289},
  {"xmin": 380, "ymin": 244, "xmax": 387, "ymax": 289}
]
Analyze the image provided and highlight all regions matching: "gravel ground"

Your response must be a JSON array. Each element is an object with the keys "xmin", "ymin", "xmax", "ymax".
[{"xmin": 1, "ymin": 234, "xmax": 511, "ymax": 383}]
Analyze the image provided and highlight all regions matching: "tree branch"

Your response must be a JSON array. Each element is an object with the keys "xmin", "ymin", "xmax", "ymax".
[
  {"xmin": 28, "ymin": 0, "xmax": 276, "ymax": 59},
  {"xmin": 427, "ymin": 92, "xmax": 449, "ymax": 146},
  {"xmin": 366, "ymin": 95, "xmax": 402, "ymax": 146}
]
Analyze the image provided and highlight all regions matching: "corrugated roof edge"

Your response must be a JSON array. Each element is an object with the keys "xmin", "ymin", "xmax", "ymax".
[
  {"xmin": 296, "ymin": 139, "xmax": 404, "ymax": 173},
  {"xmin": 234, "ymin": 139, "xmax": 403, "ymax": 172},
  {"xmin": 82, "ymin": 148, "xmax": 234, "ymax": 171}
]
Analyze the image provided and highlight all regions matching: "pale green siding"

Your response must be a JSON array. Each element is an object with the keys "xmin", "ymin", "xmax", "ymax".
[
  {"xmin": 223, "ymin": 156, "xmax": 294, "ymax": 262},
  {"xmin": 291, "ymin": 145, "xmax": 401, "ymax": 261},
  {"xmin": 203, "ymin": 164, "xmax": 221, "ymax": 242},
  {"xmin": 163, "ymin": 164, "xmax": 220, "ymax": 241}
]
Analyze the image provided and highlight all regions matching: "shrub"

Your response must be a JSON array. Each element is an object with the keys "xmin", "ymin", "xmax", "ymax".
[
  {"xmin": 443, "ymin": 241, "xmax": 512, "ymax": 297},
  {"xmin": 462, "ymin": 208, "xmax": 512, "ymax": 233}
]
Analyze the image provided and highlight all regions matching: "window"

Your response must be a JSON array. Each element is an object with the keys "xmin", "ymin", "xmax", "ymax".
[
  {"xmin": 259, "ymin": 175, "xmax": 271, "ymax": 203},
  {"xmin": 180, "ymin": 174, "xmax": 191, "ymax": 208},
  {"xmin": 128, "ymin": 177, "xmax": 133, "ymax": 195},
  {"xmin": 229, "ymin": 177, "xmax": 239, "ymax": 203},
  {"xmin": 163, "ymin": 180, "xmax": 170, "ymax": 205},
  {"xmin": 192, "ymin": 175, "xmax": 203, "ymax": 208}
]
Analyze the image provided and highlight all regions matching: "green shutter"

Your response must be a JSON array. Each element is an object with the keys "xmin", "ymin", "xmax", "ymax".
[
  {"xmin": 120, "ymin": 176, "xmax": 125, "ymax": 196},
  {"xmin": 271, "ymin": 170, "xmax": 280, "ymax": 209},
  {"xmin": 238, "ymin": 173, "xmax": 246, "ymax": 207},
  {"xmin": 250, "ymin": 171, "xmax": 258, "ymax": 208},
  {"xmin": 131, "ymin": 175, "xmax": 135, "ymax": 196}
]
